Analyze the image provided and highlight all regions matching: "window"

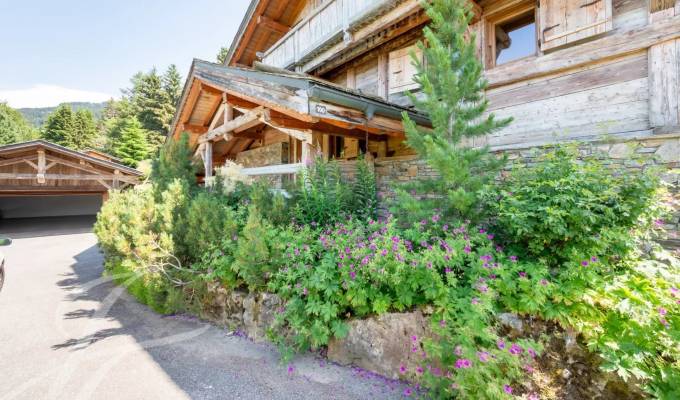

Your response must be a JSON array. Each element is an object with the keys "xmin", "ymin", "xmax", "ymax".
[{"xmin": 495, "ymin": 12, "xmax": 536, "ymax": 65}]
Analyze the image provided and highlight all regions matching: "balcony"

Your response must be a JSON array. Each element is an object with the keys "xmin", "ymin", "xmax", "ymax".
[{"xmin": 262, "ymin": 0, "xmax": 397, "ymax": 69}]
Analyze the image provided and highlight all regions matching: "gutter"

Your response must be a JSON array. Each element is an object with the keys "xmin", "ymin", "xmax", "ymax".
[{"xmin": 307, "ymin": 84, "xmax": 431, "ymax": 127}]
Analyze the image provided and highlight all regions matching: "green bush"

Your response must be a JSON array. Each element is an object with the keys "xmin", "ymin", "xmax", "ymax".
[
  {"xmin": 486, "ymin": 146, "xmax": 662, "ymax": 266},
  {"xmin": 183, "ymin": 191, "xmax": 240, "ymax": 262}
]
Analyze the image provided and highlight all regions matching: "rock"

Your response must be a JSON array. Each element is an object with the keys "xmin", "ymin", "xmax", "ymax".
[
  {"xmin": 497, "ymin": 313, "xmax": 524, "ymax": 336},
  {"xmin": 327, "ymin": 310, "xmax": 430, "ymax": 380},
  {"xmin": 243, "ymin": 292, "xmax": 282, "ymax": 342},
  {"xmin": 608, "ymin": 143, "xmax": 634, "ymax": 159},
  {"xmin": 655, "ymin": 139, "xmax": 680, "ymax": 163},
  {"xmin": 201, "ymin": 282, "xmax": 246, "ymax": 329}
]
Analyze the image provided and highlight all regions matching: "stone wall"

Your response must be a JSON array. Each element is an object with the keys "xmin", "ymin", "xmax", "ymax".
[
  {"xmin": 236, "ymin": 142, "xmax": 289, "ymax": 168},
  {"xmin": 373, "ymin": 135, "xmax": 680, "ymax": 248}
]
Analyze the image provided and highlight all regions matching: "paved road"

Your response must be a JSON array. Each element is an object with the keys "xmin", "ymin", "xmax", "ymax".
[{"xmin": 0, "ymin": 218, "xmax": 404, "ymax": 400}]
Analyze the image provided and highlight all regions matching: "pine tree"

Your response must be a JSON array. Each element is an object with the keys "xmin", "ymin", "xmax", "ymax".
[
  {"xmin": 394, "ymin": 0, "xmax": 512, "ymax": 224},
  {"xmin": 42, "ymin": 104, "xmax": 75, "ymax": 147},
  {"xmin": 150, "ymin": 132, "xmax": 196, "ymax": 194},
  {"xmin": 72, "ymin": 109, "xmax": 98, "ymax": 149},
  {"xmin": 113, "ymin": 116, "xmax": 149, "ymax": 167},
  {"xmin": 0, "ymin": 103, "xmax": 37, "ymax": 145},
  {"xmin": 216, "ymin": 46, "xmax": 229, "ymax": 64},
  {"xmin": 162, "ymin": 64, "xmax": 183, "ymax": 108}
]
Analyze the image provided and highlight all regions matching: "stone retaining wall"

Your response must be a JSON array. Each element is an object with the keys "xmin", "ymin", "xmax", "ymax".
[{"xmin": 373, "ymin": 136, "xmax": 680, "ymax": 248}]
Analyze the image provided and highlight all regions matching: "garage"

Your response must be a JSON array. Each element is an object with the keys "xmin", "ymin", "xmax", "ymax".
[{"xmin": 0, "ymin": 140, "xmax": 142, "ymax": 221}]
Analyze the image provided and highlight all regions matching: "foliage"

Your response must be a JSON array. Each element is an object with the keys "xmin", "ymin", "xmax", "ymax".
[
  {"xmin": 394, "ymin": 0, "xmax": 511, "ymax": 225},
  {"xmin": 216, "ymin": 46, "xmax": 230, "ymax": 64},
  {"xmin": 110, "ymin": 116, "xmax": 150, "ymax": 167},
  {"xmin": 41, "ymin": 104, "xmax": 98, "ymax": 149},
  {"xmin": 487, "ymin": 146, "xmax": 663, "ymax": 266},
  {"xmin": 18, "ymin": 101, "xmax": 105, "ymax": 128},
  {"xmin": 349, "ymin": 155, "xmax": 378, "ymax": 221},
  {"xmin": 0, "ymin": 102, "xmax": 37, "ymax": 145},
  {"xmin": 486, "ymin": 146, "xmax": 679, "ymax": 397},
  {"xmin": 183, "ymin": 190, "xmax": 240, "ymax": 263},
  {"xmin": 150, "ymin": 133, "xmax": 197, "ymax": 195},
  {"xmin": 293, "ymin": 155, "xmax": 349, "ymax": 226},
  {"xmin": 232, "ymin": 206, "xmax": 289, "ymax": 290}
]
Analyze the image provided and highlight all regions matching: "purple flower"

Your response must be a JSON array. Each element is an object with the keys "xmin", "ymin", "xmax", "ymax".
[
  {"xmin": 471, "ymin": 297, "xmax": 480, "ymax": 305},
  {"xmin": 411, "ymin": 335, "xmax": 418, "ymax": 342},
  {"xmin": 487, "ymin": 234, "xmax": 494, "ymax": 240},
  {"xmin": 464, "ymin": 246, "xmax": 472, "ymax": 254},
  {"xmin": 659, "ymin": 307, "xmax": 667, "ymax": 316},
  {"xmin": 439, "ymin": 319, "xmax": 446, "ymax": 327},
  {"xmin": 671, "ymin": 287, "xmax": 678, "ymax": 296},
  {"xmin": 349, "ymin": 271, "xmax": 356, "ymax": 280},
  {"xmin": 479, "ymin": 228, "xmax": 486, "ymax": 234},
  {"xmin": 503, "ymin": 385, "xmax": 513, "ymax": 394},
  {"xmin": 443, "ymin": 224, "xmax": 449, "ymax": 231},
  {"xmin": 399, "ymin": 364, "xmax": 407, "ymax": 374},
  {"xmin": 519, "ymin": 271, "xmax": 527, "ymax": 278},
  {"xmin": 509, "ymin": 255, "xmax": 518, "ymax": 262},
  {"xmin": 361, "ymin": 256, "xmax": 370, "ymax": 265},
  {"xmin": 416, "ymin": 366, "xmax": 424, "ymax": 375},
  {"xmin": 302, "ymin": 287, "xmax": 308, "ymax": 296},
  {"xmin": 591, "ymin": 256, "xmax": 598, "ymax": 262},
  {"xmin": 524, "ymin": 364, "xmax": 535, "ymax": 373},
  {"xmin": 454, "ymin": 359, "xmax": 472, "ymax": 369},
  {"xmin": 527, "ymin": 348, "xmax": 537, "ymax": 358},
  {"xmin": 480, "ymin": 255, "xmax": 493, "ymax": 262},
  {"xmin": 497, "ymin": 340, "xmax": 505, "ymax": 350},
  {"xmin": 581, "ymin": 260, "xmax": 589, "ymax": 267},
  {"xmin": 454, "ymin": 345, "xmax": 463, "ymax": 356},
  {"xmin": 509, "ymin": 343, "xmax": 523, "ymax": 355},
  {"xmin": 432, "ymin": 214, "xmax": 440, "ymax": 223},
  {"xmin": 540, "ymin": 279, "xmax": 548, "ymax": 286},
  {"xmin": 287, "ymin": 364, "xmax": 295, "ymax": 375},
  {"xmin": 477, "ymin": 351, "xmax": 490, "ymax": 362},
  {"xmin": 478, "ymin": 284, "xmax": 489, "ymax": 293},
  {"xmin": 294, "ymin": 248, "xmax": 300, "ymax": 256},
  {"xmin": 380, "ymin": 249, "xmax": 388, "ymax": 257},
  {"xmin": 403, "ymin": 387, "xmax": 413, "ymax": 397}
]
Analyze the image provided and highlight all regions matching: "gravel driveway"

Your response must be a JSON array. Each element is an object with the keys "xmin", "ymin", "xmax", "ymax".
[{"xmin": 0, "ymin": 217, "xmax": 405, "ymax": 400}]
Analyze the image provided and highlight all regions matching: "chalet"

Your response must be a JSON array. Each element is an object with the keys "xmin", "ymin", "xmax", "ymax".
[{"xmin": 171, "ymin": 0, "xmax": 680, "ymax": 240}]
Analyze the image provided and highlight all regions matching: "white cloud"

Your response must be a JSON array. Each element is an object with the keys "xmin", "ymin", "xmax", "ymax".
[{"xmin": 0, "ymin": 85, "xmax": 114, "ymax": 108}]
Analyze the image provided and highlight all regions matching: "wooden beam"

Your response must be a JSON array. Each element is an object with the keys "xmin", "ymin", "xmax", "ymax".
[
  {"xmin": 258, "ymin": 15, "xmax": 290, "ymax": 34},
  {"xmin": 0, "ymin": 173, "xmax": 139, "ymax": 183},
  {"xmin": 204, "ymin": 141, "xmax": 213, "ymax": 178},
  {"xmin": 230, "ymin": 0, "xmax": 271, "ymax": 64},
  {"xmin": 44, "ymin": 155, "xmax": 111, "ymax": 176},
  {"xmin": 0, "ymin": 156, "xmax": 37, "ymax": 168},
  {"xmin": 261, "ymin": 112, "xmax": 313, "ymax": 143},
  {"xmin": 200, "ymin": 106, "xmax": 265, "ymax": 143}
]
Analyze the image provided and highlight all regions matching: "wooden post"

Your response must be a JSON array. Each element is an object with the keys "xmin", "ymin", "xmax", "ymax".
[
  {"xmin": 204, "ymin": 141, "xmax": 213, "ymax": 178},
  {"xmin": 301, "ymin": 141, "xmax": 313, "ymax": 165},
  {"xmin": 113, "ymin": 169, "xmax": 120, "ymax": 190},
  {"xmin": 37, "ymin": 149, "xmax": 46, "ymax": 184},
  {"xmin": 102, "ymin": 191, "xmax": 109, "ymax": 203}
]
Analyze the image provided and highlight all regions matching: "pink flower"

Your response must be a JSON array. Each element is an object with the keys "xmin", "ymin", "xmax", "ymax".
[
  {"xmin": 287, "ymin": 364, "xmax": 295, "ymax": 375},
  {"xmin": 487, "ymin": 234, "xmax": 494, "ymax": 240},
  {"xmin": 477, "ymin": 351, "xmax": 490, "ymax": 362},
  {"xmin": 540, "ymin": 279, "xmax": 548, "ymax": 286},
  {"xmin": 439, "ymin": 319, "xmax": 446, "ymax": 327},
  {"xmin": 454, "ymin": 345, "xmax": 463, "ymax": 356},
  {"xmin": 497, "ymin": 340, "xmax": 506, "ymax": 350},
  {"xmin": 524, "ymin": 364, "xmax": 535, "ymax": 373},
  {"xmin": 454, "ymin": 359, "xmax": 472, "ymax": 369},
  {"xmin": 411, "ymin": 335, "xmax": 418, "ymax": 342},
  {"xmin": 464, "ymin": 246, "xmax": 471, "ymax": 254},
  {"xmin": 503, "ymin": 385, "xmax": 513, "ymax": 394},
  {"xmin": 399, "ymin": 364, "xmax": 407, "ymax": 374},
  {"xmin": 528, "ymin": 393, "xmax": 540, "ymax": 400},
  {"xmin": 432, "ymin": 214, "xmax": 440, "ymax": 223},
  {"xmin": 527, "ymin": 348, "xmax": 537, "ymax": 358},
  {"xmin": 403, "ymin": 387, "xmax": 413, "ymax": 397},
  {"xmin": 591, "ymin": 256, "xmax": 598, "ymax": 262},
  {"xmin": 509, "ymin": 255, "xmax": 518, "ymax": 262},
  {"xmin": 509, "ymin": 343, "xmax": 523, "ymax": 355},
  {"xmin": 659, "ymin": 307, "xmax": 667, "ymax": 316},
  {"xmin": 349, "ymin": 271, "xmax": 356, "ymax": 280},
  {"xmin": 472, "ymin": 297, "xmax": 480, "ymax": 305},
  {"xmin": 416, "ymin": 366, "xmax": 424, "ymax": 375},
  {"xmin": 581, "ymin": 260, "xmax": 589, "ymax": 267},
  {"xmin": 518, "ymin": 271, "xmax": 527, "ymax": 278}
]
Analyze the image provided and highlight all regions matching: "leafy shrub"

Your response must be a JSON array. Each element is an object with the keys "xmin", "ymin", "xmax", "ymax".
[
  {"xmin": 150, "ymin": 132, "xmax": 197, "ymax": 196},
  {"xmin": 485, "ymin": 146, "xmax": 679, "ymax": 396},
  {"xmin": 486, "ymin": 146, "xmax": 662, "ymax": 266},
  {"xmin": 269, "ymin": 216, "xmax": 540, "ymax": 398},
  {"xmin": 183, "ymin": 190, "xmax": 240, "ymax": 262},
  {"xmin": 293, "ymin": 155, "xmax": 351, "ymax": 226}
]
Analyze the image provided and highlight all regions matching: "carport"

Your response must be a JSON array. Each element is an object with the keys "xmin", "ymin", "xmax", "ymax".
[{"xmin": 0, "ymin": 140, "xmax": 142, "ymax": 220}]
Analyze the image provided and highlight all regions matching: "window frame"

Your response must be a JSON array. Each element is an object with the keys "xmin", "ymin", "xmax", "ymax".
[{"xmin": 483, "ymin": 1, "xmax": 540, "ymax": 70}]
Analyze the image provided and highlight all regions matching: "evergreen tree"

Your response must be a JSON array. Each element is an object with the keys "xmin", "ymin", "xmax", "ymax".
[
  {"xmin": 113, "ymin": 116, "xmax": 149, "ymax": 167},
  {"xmin": 162, "ymin": 64, "xmax": 183, "ymax": 108},
  {"xmin": 394, "ymin": 0, "xmax": 512, "ymax": 224},
  {"xmin": 216, "ymin": 46, "xmax": 229, "ymax": 64},
  {"xmin": 72, "ymin": 109, "xmax": 98, "ymax": 149},
  {"xmin": 150, "ymin": 132, "xmax": 196, "ymax": 195},
  {"xmin": 42, "ymin": 104, "xmax": 75, "ymax": 147},
  {"xmin": 0, "ymin": 103, "xmax": 37, "ymax": 145}
]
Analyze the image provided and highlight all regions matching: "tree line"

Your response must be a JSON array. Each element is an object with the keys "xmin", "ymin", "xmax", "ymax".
[{"xmin": 0, "ymin": 65, "xmax": 183, "ymax": 167}]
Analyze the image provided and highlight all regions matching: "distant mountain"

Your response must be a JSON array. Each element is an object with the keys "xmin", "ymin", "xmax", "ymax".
[{"xmin": 18, "ymin": 102, "xmax": 107, "ymax": 127}]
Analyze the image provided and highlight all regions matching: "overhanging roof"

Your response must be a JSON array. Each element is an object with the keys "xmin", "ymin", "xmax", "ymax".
[
  {"xmin": 170, "ymin": 59, "xmax": 430, "ymax": 142},
  {"xmin": 0, "ymin": 140, "xmax": 142, "ymax": 176}
]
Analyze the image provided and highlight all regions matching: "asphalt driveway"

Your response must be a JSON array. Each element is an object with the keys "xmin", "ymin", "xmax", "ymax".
[{"xmin": 0, "ymin": 217, "xmax": 404, "ymax": 400}]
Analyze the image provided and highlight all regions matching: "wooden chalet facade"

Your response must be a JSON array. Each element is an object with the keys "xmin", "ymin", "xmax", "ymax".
[{"xmin": 171, "ymin": 0, "xmax": 680, "ymax": 182}]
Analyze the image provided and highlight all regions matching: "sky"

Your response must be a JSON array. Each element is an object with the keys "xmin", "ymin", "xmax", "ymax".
[{"xmin": 0, "ymin": 0, "xmax": 251, "ymax": 108}]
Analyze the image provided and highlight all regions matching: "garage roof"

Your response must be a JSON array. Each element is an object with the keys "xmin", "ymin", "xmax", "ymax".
[{"xmin": 0, "ymin": 140, "xmax": 142, "ymax": 195}]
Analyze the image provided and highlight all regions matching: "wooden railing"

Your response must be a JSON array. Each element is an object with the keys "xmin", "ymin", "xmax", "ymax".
[
  {"xmin": 262, "ymin": 0, "xmax": 394, "ymax": 68},
  {"xmin": 241, "ymin": 163, "xmax": 304, "ymax": 177}
]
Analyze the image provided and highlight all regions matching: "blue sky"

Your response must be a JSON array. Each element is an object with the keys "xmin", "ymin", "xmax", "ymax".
[{"xmin": 0, "ymin": 0, "xmax": 251, "ymax": 108}]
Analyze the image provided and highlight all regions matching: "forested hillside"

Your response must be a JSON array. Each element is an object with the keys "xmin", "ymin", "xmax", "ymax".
[{"xmin": 18, "ymin": 102, "xmax": 106, "ymax": 128}]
